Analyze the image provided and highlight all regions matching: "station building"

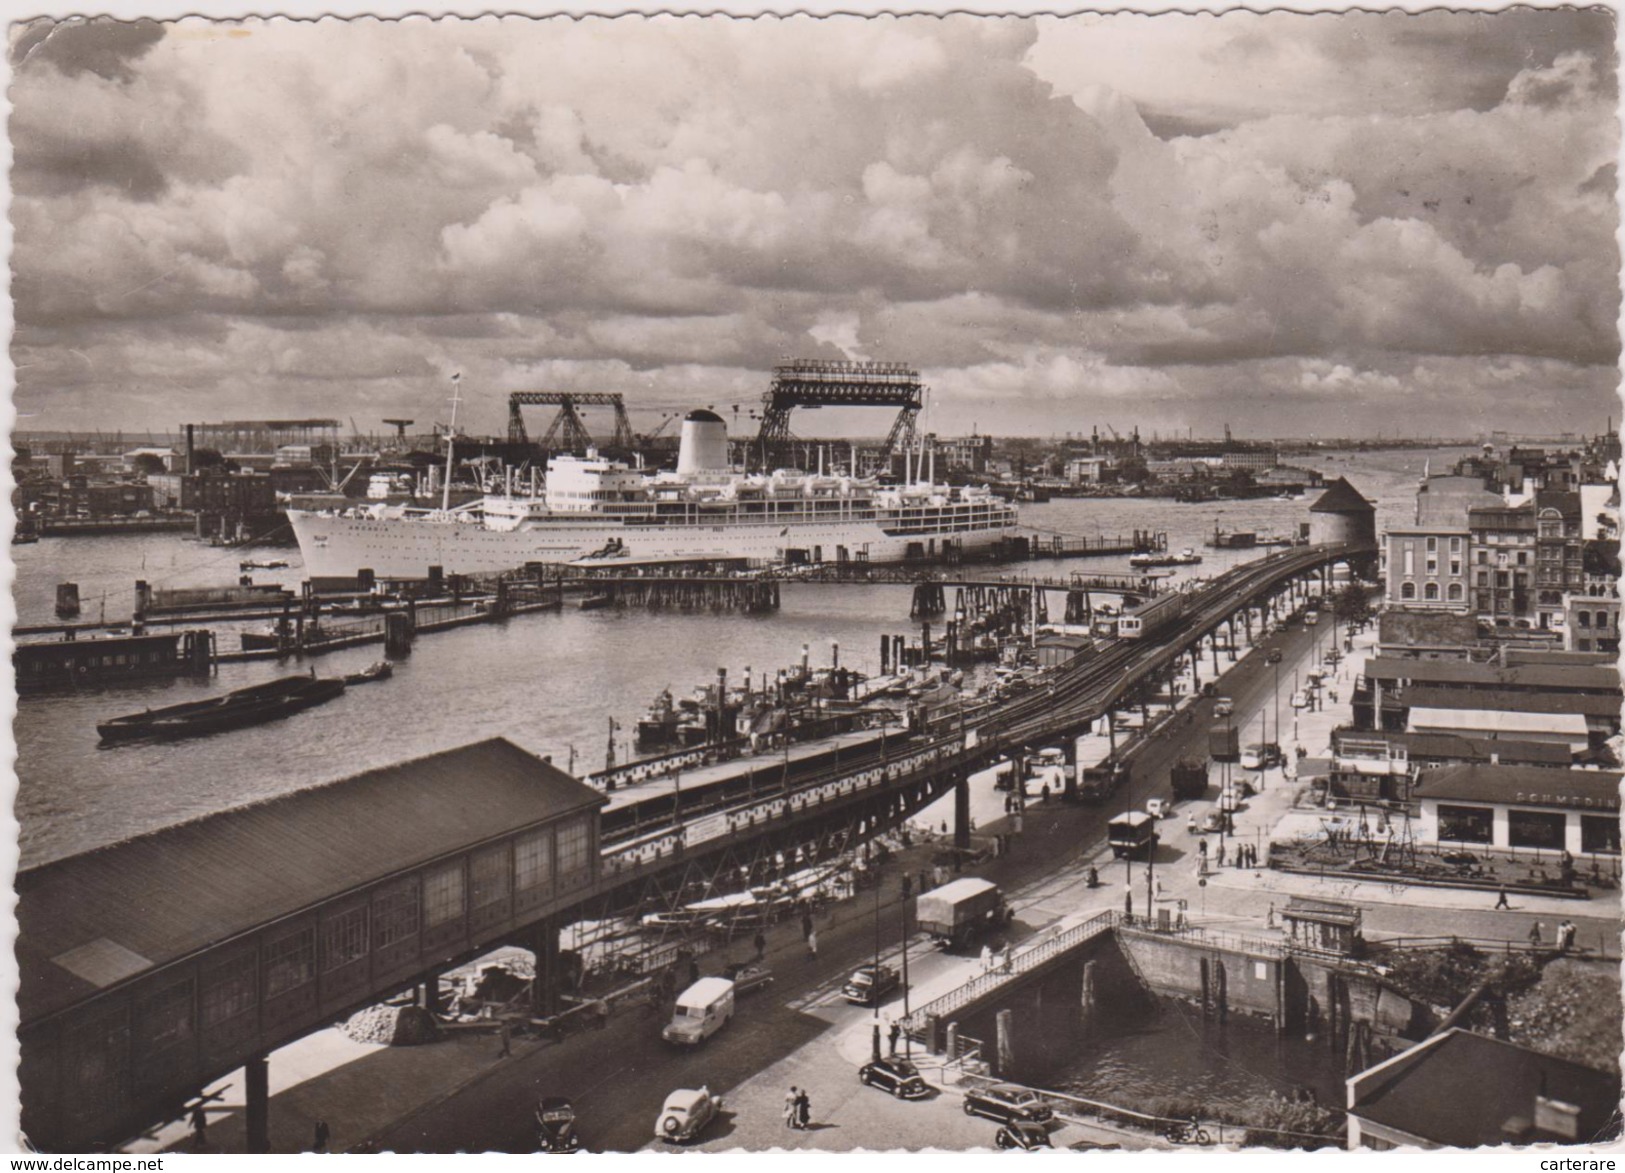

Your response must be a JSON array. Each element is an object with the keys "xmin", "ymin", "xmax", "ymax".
[
  {"xmin": 17, "ymin": 738, "xmax": 604, "ymax": 1152},
  {"xmin": 1412, "ymin": 764, "xmax": 1621, "ymax": 858}
]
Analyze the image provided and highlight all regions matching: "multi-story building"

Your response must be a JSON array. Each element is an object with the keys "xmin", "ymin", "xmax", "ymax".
[
  {"xmin": 1064, "ymin": 456, "xmax": 1108, "ymax": 484},
  {"xmin": 1467, "ymin": 502, "xmax": 1536, "ymax": 624},
  {"xmin": 1383, "ymin": 526, "xmax": 1471, "ymax": 611},
  {"xmin": 934, "ymin": 435, "xmax": 992, "ymax": 474},
  {"xmin": 1219, "ymin": 450, "xmax": 1279, "ymax": 471},
  {"xmin": 1564, "ymin": 579, "xmax": 1621, "ymax": 655},
  {"xmin": 1535, "ymin": 490, "xmax": 1585, "ymax": 632}
]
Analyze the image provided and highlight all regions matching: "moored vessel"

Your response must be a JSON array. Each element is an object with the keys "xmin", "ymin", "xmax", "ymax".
[{"xmin": 96, "ymin": 675, "xmax": 347, "ymax": 742}]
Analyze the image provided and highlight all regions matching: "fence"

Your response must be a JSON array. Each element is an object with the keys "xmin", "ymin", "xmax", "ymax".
[{"xmin": 900, "ymin": 910, "xmax": 1118, "ymax": 1033}]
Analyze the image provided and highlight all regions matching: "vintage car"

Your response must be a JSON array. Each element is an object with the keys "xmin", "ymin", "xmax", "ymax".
[
  {"xmin": 535, "ymin": 1097, "xmax": 582, "ymax": 1153},
  {"xmin": 996, "ymin": 1119, "xmax": 1055, "ymax": 1150},
  {"xmin": 1265, "ymin": 647, "xmax": 1283, "ymax": 664},
  {"xmin": 654, "ymin": 1087, "xmax": 723, "ymax": 1144},
  {"xmin": 961, "ymin": 1083, "xmax": 1056, "ymax": 1125},
  {"xmin": 842, "ymin": 964, "xmax": 902, "ymax": 1006},
  {"xmin": 1145, "ymin": 797, "xmax": 1169, "ymax": 820},
  {"xmin": 1213, "ymin": 697, "xmax": 1234, "ymax": 717},
  {"xmin": 857, "ymin": 1056, "xmax": 930, "ymax": 1100},
  {"xmin": 720, "ymin": 962, "xmax": 774, "ymax": 996}
]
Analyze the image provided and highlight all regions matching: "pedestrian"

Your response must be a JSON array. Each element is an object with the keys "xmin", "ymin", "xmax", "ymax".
[
  {"xmin": 1528, "ymin": 921, "xmax": 1543, "ymax": 948},
  {"xmin": 1198, "ymin": 838, "xmax": 1208, "ymax": 858},
  {"xmin": 1557, "ymin": 919, "xmax": 1573, "ymax": 953},
  {"xmin": 1494, "ymin": 887, "xmax": 1511, "ymax": 910},
  {"xmin": 313, "ymin": 1120, "xmax": 330, "ymax": 1154},
  {"xmin": 796, "ymin": 1088, "xmax": 811, "ymax": 1129},
  {"xmin": 807, "ymin": 929, "xmax": 818, "ymax": 959},
  {"xmin": 754, "ymin": 929, "xmax": 767, "ymax": 961},
  {"xmin": 496, "ymin": 1018, "xmax": 513, "ymax": 1058},
  {"xmin": 1266, "ymin": 902, "xmax": 1276, "ymax": 928},
  {"xmin": 980, "ymin": 944, "xmax": 993, "ymax": 972},
  {"xmin": 802, "ymin": 910, "xmax": 814, "ymax": 941},
  {"xmin": 888, "ymin": 1020, "xmax": 902, "ymax": 1055},
  {"xmin": 1041, "ymin": 782, "xmax": 1050, "ymax": 804},
  {"xmin": 190, "ymin": 1105, "xmax": 208, "ymax": 1152},
  {"xmin": 785, "ymin": 1087, "xmax": 800, "ymax": 1129},
  {"xmin": 1216, "ymin": 841, "xmax": 1226, "ymax": 867}
]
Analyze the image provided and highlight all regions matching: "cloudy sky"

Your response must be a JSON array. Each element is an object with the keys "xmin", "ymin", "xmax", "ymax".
[{"xmin": 9, "ymin": 10, "xmax": 1620, "ymax": 441}]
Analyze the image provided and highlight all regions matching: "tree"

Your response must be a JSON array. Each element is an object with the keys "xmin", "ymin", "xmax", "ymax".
[
  {"xmin": 130, "ymin": 453, "xmax": 168, "ymax": 477},
  {"xmin": 1333, "ymin": 582, "xmax": 1373, "ymax": 628}
]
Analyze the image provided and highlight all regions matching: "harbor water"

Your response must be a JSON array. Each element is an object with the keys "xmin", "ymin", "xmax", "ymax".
[{"xmin": 12, "ymin": 448, "xmax": 1462, "ymax": 867}]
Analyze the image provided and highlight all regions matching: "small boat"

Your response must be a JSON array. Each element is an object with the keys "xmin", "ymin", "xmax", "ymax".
[
  {"xmin": 1129, "ymin": 548, "xmax": 1203, "ymax": 569},
  {"xmin": 578, "ymin": 594, "xmax": 616, "ymax": 611},
  {"xmin": 239, "ymin": 558, "xmax": 290, "ymax": 571},
  {"xmin": 97, "ymin": 675, "xmax": 347, "ymax": 742},
  {"xmin": 12, "ymin": 531, "xmax": 39, "ymax": 545},
  {"xmin": 342, "ymin": 661, "xmax": 393, "ymax": 685}
]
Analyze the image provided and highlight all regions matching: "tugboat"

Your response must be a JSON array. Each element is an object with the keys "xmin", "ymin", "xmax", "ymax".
[{"xmin": 636, "ymin": 689, "xmax": 682, "ymax": 750}]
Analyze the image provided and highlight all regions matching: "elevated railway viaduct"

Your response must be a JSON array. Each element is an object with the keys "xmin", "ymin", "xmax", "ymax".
[{"xmin": 17, "ymin": 543, "xmax": 1368, "ymax": 1153}]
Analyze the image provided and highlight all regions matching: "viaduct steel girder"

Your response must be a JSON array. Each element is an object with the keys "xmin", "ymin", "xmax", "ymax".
[
  {"xmin": 755, "ymin": 359, "xmax": 923, "ymax": 470},
  {"xmin": 506, "ymin": 391, "xmax": 635, "ymax": 451}
]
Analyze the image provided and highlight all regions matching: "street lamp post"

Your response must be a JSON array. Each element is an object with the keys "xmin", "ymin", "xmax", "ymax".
[{"xmin": 871, "ymin": 870, "xmax": 882, "ymax": 1061}]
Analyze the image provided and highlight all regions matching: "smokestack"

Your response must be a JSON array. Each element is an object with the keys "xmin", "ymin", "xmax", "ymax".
[{"xmin": 186, "ymin": 424, "xmax": 195, "ymax": 475}]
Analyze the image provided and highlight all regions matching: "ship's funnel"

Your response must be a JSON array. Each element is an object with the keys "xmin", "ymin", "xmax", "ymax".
[{"xmin": 677, "ymin": 409, "xmax": 728, "ymax": 474}]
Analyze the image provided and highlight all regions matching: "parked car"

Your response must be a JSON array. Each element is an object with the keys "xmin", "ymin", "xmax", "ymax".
[
  {"xmin": 1290, "ymin": 690, "xmax": 1308, "ymax": 710},
  {"xmin": 1214, "ymin": 697, "xmax": 1234, "ymax": 717},
  {"xmin": 1265, "ymin": 647, "xmax": 1283, "ymax": 664},
  {"xmin": 1201, "ymin": 810, "xmax": 1227, "ymax": 833},
  {"xmin": 858, "ymin": 1056, "xmax": 930, "ymax": 1099},
  {"xmin": 842, "ymin": 964, "xmax": 902, "ymax": 1006},
  {"xmin": 1305, "ymin": 610, "xmax": 1321, "ymax": 624},
  {"xmin": 654, "ymin": 1087, "xmax": 722, "ymax": 1144},
  {"xmin": 962, "ymin": 1083, "xmax": 1056, "ymax": 1125},
  {"xmin": 1145, "ymin": 797, "xmax": 1169, "ymax": 820},
  {"xmin": 996, "ymin": 1120, "xmax": 1055, "ymax": 1150}
]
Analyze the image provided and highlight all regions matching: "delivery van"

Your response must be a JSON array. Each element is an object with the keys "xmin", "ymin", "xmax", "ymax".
[{"xmin": 662, "ymin": 977, "xmax": 736, "ymax": 1047}]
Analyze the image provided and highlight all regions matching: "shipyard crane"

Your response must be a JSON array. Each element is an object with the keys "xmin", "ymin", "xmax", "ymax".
[
  {"xmin": 753, "ymin": 359, "xmax": 923, "ymax": 472},
  {"xmin": 507, "ymin": 391, "xmax": 635, "ymax": 454}
]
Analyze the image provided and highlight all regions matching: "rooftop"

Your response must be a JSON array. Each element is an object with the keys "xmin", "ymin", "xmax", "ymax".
[
  {"xmin": 1407, "ymin": 707, "xmax": 1592, "ymax": 740},
  {"xmin": 17, "ymin": 738, "xmax": 604, "ymax": 1025},
  {"xmin": 1308, "ymin": 477, "xmax": 1374, "ymax": 515},
  {"xmin": 1363, "ymin": 656, "xmax": 1621, "ymax": 695},
  {"xmin": 1412, "ymin": 763, "xmax": 1621, "ymax": 811},
  {"xmin": 1403, "ymin": 687, "xmax": 1622, "ymax": 720},
  {"xmin": 1350, "ymin": 1028, "xmax": 1621, "ymax": 1148}
]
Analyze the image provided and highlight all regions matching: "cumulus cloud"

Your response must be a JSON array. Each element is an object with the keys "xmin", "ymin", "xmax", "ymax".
[{"xmin": 9, "ymin": 12, "xmax": 1620, "ymax": 439}]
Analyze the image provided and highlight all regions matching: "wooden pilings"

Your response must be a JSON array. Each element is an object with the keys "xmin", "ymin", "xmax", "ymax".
[{"xmin": 575, "ymin": 578, "xmax": 780, "ymax": 613}]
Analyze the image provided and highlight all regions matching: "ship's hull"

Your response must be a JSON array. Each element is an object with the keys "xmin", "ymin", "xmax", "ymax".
[{"xmin": 289, "ymin": 509, "xmax": 1020, "ymax": 582}]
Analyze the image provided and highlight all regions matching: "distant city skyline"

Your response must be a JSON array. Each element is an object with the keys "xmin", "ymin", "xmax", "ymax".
[{"xmin": 10, "ymin": 10, "xmax": 1620, "ymax": 439}]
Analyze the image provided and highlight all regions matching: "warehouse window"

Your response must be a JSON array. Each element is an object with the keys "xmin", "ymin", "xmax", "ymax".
[
  {"xmin": 1447, "ymin": 583, "xmax": 1463, "ymax": 602},
  {"xmin": 515, "ymin": 829, "xmax": 553, "ymax": 892},
  {"xmin": 264, "ymin": 927, "xmax": 315, "ymax": 998},
  {"xmin": 1401, "ymin": 582, "xmax": 1416, "ymax": 600},
  {"xmin": 201, "ymin": 951, "xmax": 257, "ymax": 1027},
  {"xmin": 1424, "ymin": 583, "xmax": 1439, "ymax": 601},
  {"xmin": 321, "ymin": 905, "xmax": 370, "ymax": 972},
  {"xmin": 423, "ymin": 863, "xmax": 466, "ymax": 929},
  {"xmin": 1508, "ymin": 809, "xmax": 1566, "ymax": 851},
  {"xmin": 1581, "ymin": 815, "xmax": 1621, "ymax": 855},
  {"xmin": 373, "ymin": 886, "xmax": 420, "ymax": 949},
  {"xmin": 1437, "ymin": 804, "xmax": 1493, "ymax": 845}
]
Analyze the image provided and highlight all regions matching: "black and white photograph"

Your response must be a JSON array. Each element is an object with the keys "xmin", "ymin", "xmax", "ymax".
[{"xmin": 7, "ymin": 2, "xmax": 1623, "ymax": 1156}]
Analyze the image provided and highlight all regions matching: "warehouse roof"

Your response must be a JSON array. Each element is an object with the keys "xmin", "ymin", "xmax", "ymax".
[
  {"xmin": 1351, "ymin": 1029, "xmax": 1621, "ymax": 1148},
  {"xmin": 1345, "ymin": 730, "xmax": 1571, "ymax": 768},
  {"xmin": 1403, "ymin": 686, "xmax": 1622, "ymax": 720},
  {"xmin": 1413, "ymin": 764, "xmax": 1621, "ymax": 811},
  {"xmin": 17, "ymin": 738, "xmax": 604, "ymax": 1025},
  {"xmin": 1364, "ymin": 656, "xmax": 1620, "ymax": 695},
  {"xmin": 1407, "ymin": 708, "xmax": 1592, "ymax": 740}
]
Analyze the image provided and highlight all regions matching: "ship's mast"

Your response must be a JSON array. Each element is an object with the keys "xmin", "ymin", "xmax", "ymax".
[{"xmin": 442, "ymin": 372, "xmax": 463, "ymax": 513}]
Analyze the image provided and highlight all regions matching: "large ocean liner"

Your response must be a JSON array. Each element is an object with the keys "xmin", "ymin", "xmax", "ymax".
[{"xmin": 289, "ymin": 409, "xmax": 1021, "ymax": 583}]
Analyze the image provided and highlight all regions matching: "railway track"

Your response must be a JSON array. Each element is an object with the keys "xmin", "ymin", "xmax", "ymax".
[{"xmin": 598, "ymin": 543, "xmax": 1361, "ymax": 852}]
